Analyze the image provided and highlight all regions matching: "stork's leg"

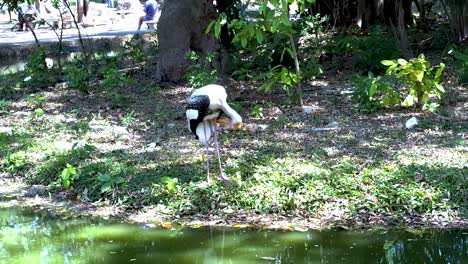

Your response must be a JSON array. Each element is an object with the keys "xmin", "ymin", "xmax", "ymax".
[
  {"xmin": 212, "ymin": 122, "xmax": 230, "ymax": 183},
  {"xmin": 202, "ymin": 122, "xmax": 211, "ymax": 184}
]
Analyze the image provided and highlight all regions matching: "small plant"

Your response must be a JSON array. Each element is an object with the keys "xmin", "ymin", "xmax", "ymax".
[
  {"xmin": 27, "ymin": 95, "xmax": 47, "ymax": 108},
  {"xmin": 102, "ymin": 67, "xmax": 128, "ymax": 91},
  {"xmin": 382, "ymin": 54, "xmax": 445, "ymax": 110},
  {"xmin": 122, "ymin": 111, "xmax": 135, "ymax": 127},
  {"xmin": 184, "ymin": 51, "xmax": 218, "ymax": 88},
  {"xmin": 60, "ymin": 163, "xmax": 77, "ymax": 190},
  {"xmin": 255, "ymin": 65, "xmax": 299, "ymax": 95},
  {"xmin": 351, "ymin": 72, "xmax": 401, "ymax": 113},
  {"xmin": 4, "ymin": 151, "xmax": 28, "ymax": 172},
  {"xmin": 97, "ymin": 174, "xmax": 125, "ymax": 193},
  {"xmin": 34, "ymin": 108, "xmax": 45, "ymax": 117},
  {"xmin": 23, "ymin": 47, "xmax": 55, "ymax": 88},
  {"xmin": 250, "ymin": 104, "xmax": 264, "ymax": 118},
  {"xmin": 450, "ymin": 48, "xmax": 468, "ymax": 84},
  {"xmin": 64, "ymin": 55, "xmax": 91, "ymax": 93},
  {"xmin": 356, "ymin": 26, "xmax": 400, "ymax": 73},
  {"xmin": 0, "ymin": 99, "xmax": 10, "ymax": 115},
  {"xmin": 122, "ymin": 40, "xmax": 144, "ymax": 64},
  {"xmin": 161, "ymin": 176, "xmax": 179, "ymax": 195}
]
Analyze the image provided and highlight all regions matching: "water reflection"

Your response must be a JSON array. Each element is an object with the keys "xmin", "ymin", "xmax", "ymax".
[{"xmin": 0, "ymin": 208, "xmax": 466, "ymax": 263}]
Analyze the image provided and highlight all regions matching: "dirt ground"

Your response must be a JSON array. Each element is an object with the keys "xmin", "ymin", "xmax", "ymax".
[{"xmin": 0, "ymin": 68, "xmax": 466, "ymax": 230}]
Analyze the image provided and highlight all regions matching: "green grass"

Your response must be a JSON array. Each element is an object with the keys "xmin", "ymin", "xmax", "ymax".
[{"xmin": 0, "ymin": 43, "xmax": 466, "ymax": 227}]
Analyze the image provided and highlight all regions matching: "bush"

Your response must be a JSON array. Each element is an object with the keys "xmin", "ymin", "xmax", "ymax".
[
  {"xmin": 64, "ymin": 55, "xmax": 91, "ymax": 93},
  {"xmin": 382, "ymin": 54, "xmax": 445, "ymax": 110},
  {"xmin": 351, "ymin": 72, "xmax": 401, "ymax": 113},
  {"xmin": 355, "ymin": 26, "xmax": 400, "ymax": 73},
  {"xmin": 450, "ymin": 48, "xmax": 468, "ymax": 84},
  {"xmin": 23, "ymin": 47, "xmax": 58, "ymax": 89},
  {"xmin": 184, "ymin": 51, "xmax": 218, "ymax": 88}
]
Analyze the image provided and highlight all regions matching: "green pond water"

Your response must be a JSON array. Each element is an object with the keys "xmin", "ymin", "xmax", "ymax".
[{"xmin": 0, "ymin": 208, "xmax": 466, "ymax": 264}]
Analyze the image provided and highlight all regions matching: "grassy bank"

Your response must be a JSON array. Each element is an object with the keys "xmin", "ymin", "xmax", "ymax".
[{"xmin": 0, "ymin": 68, "xmax": 466, "ymax": 228}]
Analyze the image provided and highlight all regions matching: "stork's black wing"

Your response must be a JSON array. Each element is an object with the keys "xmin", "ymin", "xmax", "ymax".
[{"xmin": 186, "ymin": 95, "xmax": 210, "ymax": 139}]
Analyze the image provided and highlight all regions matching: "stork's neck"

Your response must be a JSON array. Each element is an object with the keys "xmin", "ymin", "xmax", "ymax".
[{"xmin": 221, "ymin": 100, "xmax": 242, "ymax": 124}]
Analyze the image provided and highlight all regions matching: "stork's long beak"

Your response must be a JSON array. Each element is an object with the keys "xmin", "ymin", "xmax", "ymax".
[
  {"xmin": 216, "ymin": 119, "xmax": 242, "ymax": 130},
  {"xmin": 216, "ymin": 119, "xmax": 230, "ymax": 126}
]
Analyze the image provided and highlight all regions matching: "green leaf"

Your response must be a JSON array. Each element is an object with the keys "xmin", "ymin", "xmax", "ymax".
[
  {"xmin": 396, "ymin": 70, "xmax": 408, "ymax": 79},
  {"xmin": 281, "ymin": 14, "xmax": 291, "ymax": 27},
  {"xmin": 271, "ymin": 18, "xmax": 279, "ymax": 32},
  {"xmin": 114, "ymin": 177, "xmax": 125, "ymax": 184},
  {"xmin": 97, "ymin": 174, "xmax": 111, "ymax": 182},
  {"xmin": 255, "ymin": 30, "xmax": 264, "ymax": 44},
  {"xmin": 101, "ymin": 182, "xmax": 112, "ymax": 193},
  {"xmin": 422, "ymin": 93, "xmax": 430, "ymax": 104},
  {"xmin": 161, "ymin": 176, "xmax": 171, "ymax": 184},
  {"xmin": 397, "ymin": 58, "xmax": 408, "ymax": 65},
  {"xmin": 414, "ymin": 71, "xmax": 424, "ymax": 82},
  {"xmin": 63, "ymin": 180, "xmax": 70, "ymax": 189},
  {"xmin": 434, "ymin": 83, "xmax": 445, "ymax": 93},
  {"xmin": 381, "ymin": 60, "xmax": 395, "ymax": 66},
  {"xmin": 434, "ymin": 63, "xmax": 445, "ymax": 80},
  {"xmin": 240, "ymin": 34, "xmax": 248, "ymax": 48},
  {"xmin": 214, "ymin": 21, "xmax": 222, "ymax": 39},
  {"xmin": 369, "ymin": 83, "xmax": 377, "ymax": 98},
  {"xmin": 271, "ymin": 0, "xmax": 280, "ymax": 9},
  {"xmin": 205, "ymin": 20, "xmax": 216, "ymax": 34},
  {"xmin": 386, "ymin": 64, "xmax": 398, "ymax": 75},
  {"xmin": 34, "ymin": 108, "xmax": 45, "ymax": 116}
]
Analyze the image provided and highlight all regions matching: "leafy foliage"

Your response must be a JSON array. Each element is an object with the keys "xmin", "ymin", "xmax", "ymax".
[
  {"xmin": 160, "ymin": 177, "xmax": 180, "ymax": 195},
  {"xmin": 0, "ymin": 99, "xmax": 11, "ymax": 115},
  {"xmin": 60, "ymin": 163, "xmax": 77, "ymax": 190},
  {"xmin": 208, "ymin": 0, "xmax": 317, "ymax": 105},
  {"xmin": 64, "ymin": 55, "xmax": 91, "ymax": 93},
  {"xmin": 326, "ymin": 26, "xmax": 400, "ymax": 73},
  {"xmin": 382, "ymin": 54, "xmax": 445, "ymax": 110},
  {"xmin": 351, "ymin": 72, "xmax": 401, "ymax": 113},
  {"xmin": 355, "ymin": 26, "xmax": 400, "ymax": 73},
  {"xmin": 450, "ymin": 48, "xmax": 468, "ymax": 84},
  {"xmin": 254, "ymin": 65, "xmax": 299, "ymax": 93},
  {"xmin": 3, "ymin": 151, "xmax": 29, "ymax": 173},
  {"xmin": 97, "ymin": 173, "xmax": 125, "ymax": 193},
  {"xmin": 184, "ymin": 51, "xmax": 218, "ymax": 88},
  {"xmin": 95, "ymin": 53, "xmax": 132, "ymax": 107},
  {"xmin": 23, "ymin": 48, "xmax": 57, "ymax": 89}
]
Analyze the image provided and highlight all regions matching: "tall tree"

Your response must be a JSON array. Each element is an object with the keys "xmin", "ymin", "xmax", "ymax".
[
  {"xmin": 444, "ymin": 0, "xmax": 468, "ymax": 44},
  {"xmin": 156, "ymin": 0, "xmax": 226, "ymax": 82}
]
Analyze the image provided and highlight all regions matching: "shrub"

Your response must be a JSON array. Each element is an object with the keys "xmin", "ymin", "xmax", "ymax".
[
  {"xmin": 184, "ymin": 51, "xmax": 218, "ymax": 88},
  {"xmin": 351, "ymin": 72, "xmax": 401, "ymax": 113},
  {"xmin": 64, "ymin": 55, "xmax": 91, "ymax": 93},
  {"xmin": 450, "ymin": 48, "xmax": 468, "ymax": 84},
  {"xmin": 23, "ymin": 47, "xmax": 57, "ymax": 89},
  {"xmin": 355, "ymin": 26, "xmax": 400, "ymax": 73},
  {"xmin": 382, "ymin": 54, "xmax": 445, "ymax": 110}
]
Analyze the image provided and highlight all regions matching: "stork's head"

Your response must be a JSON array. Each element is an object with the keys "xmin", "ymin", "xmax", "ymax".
[
  {"xmin": 216, "ymin": 118, "xmax": 242, "ymax": 130},
  {"xmin": 218, "ymin": 100, "xmax": 243, "ymax": 130}
]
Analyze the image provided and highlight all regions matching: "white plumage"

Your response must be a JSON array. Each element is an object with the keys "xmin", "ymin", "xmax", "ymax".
[{"xmin": 186, "ymin": 84, "xmax": 242, "ymax": 184}]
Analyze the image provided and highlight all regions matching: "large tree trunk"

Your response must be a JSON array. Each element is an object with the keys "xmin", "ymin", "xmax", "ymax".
[
  {"xmin": 390, "ymin": 0, "xmax": 414, "ymax": 59},
  {"xmin": 156, "ymin": 0, "xmax": 226, "ymax": 83},
  {"xmin": 445, "ymin": 0, "xmax": 468, "ymax": 44},
  {"xmin": 310, "ymin": 0, "xmax": 356, "ymax": 28},
  {"xmin": 356, "ymin": 0, "xmax": 413, "ymax": 29}
]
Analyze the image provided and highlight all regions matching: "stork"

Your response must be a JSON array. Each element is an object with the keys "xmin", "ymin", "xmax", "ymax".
[{"xmin": 186, "ymin": 84, "xmax": 242, "ymax": 184}]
